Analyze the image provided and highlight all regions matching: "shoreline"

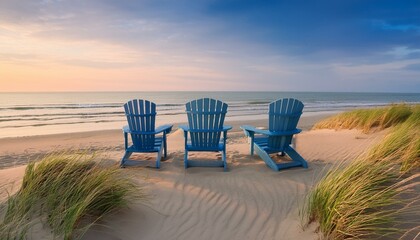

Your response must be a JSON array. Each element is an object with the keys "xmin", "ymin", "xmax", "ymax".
[
  {"xmin": 0, "ymin": 113, "xmax": 333, "ymax": 170},
  {"xmin": 0, "ymin": 112, "xmax": 333, "ymax": 140}
]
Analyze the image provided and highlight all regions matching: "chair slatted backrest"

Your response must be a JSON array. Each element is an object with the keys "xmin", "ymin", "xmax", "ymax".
[
  {"xmin": 124, "ymin": 99, "xmax": 156, "ymax": 150},
  {"xmin": 268, "ymin": 98, "xmax": 304, "ymax": 149},
  {"xmin": 186, "ymin": 98, "xmax": 228, "ymax": 149}
]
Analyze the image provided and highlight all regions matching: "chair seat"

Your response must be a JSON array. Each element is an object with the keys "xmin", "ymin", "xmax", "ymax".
[
  {"xmin": 126, "ymin": 137, "xmax": 163, "ymax": 153},
  {"xmin": 185, "ymin": 140, "xmax": 224, "ymax": 151},
  {"xmin": 254, "ymin": 137, "xmax": 287, "ymax": 154}
]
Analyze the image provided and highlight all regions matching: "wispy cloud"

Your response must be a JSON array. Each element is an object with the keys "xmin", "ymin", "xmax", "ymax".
[
  {"xmin": 372, "ymin": 20, "xmax": 420, "ymax": 32},
  {"xmin": 0, "ymin": 0, "xmax": 419, "ymax": 92},
  {"xmin": 403, "ymin": 63, "xmax": 420, "ymax": 71}
]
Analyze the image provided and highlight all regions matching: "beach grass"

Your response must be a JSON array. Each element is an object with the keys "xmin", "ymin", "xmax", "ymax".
[
  {"xmin": 304, "ymin": 155, "xmax": 418, "ymax": 239},
  {"xmin": 313, "ymin": 104, "xmax": 413, "ymax": 133},
  {"xmin": 0, "ymin": 152, "xmax": 142, "ymax": 240},
  {"xmin": 305, "ymin": 104, "xmax": 420, "ymax": 239},
  {"xmin": 367, "ymin": 109, "xmax": 420, "ymax": 172}
]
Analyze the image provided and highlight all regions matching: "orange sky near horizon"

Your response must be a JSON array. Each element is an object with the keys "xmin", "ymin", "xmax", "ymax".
[
  {"xmin": 0, "ymin": 22, "xmax": 260, "ymax": 92},
  {"xmin": 0, "ymin": 21, "xmax": 246, "ymax": 92}
]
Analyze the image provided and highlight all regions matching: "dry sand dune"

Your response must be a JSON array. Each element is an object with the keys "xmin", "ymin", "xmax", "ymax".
[
  {"xmin": 0, "ymin": 118, "xmax": 386, "ymax": 240},
  {"xmin": 81, "ymin": 129, "xmax": 385, "ymax": 240}
]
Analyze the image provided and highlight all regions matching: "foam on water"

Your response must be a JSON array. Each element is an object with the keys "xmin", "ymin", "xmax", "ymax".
[{"xmin": 0, "ymin": 92, "xmax": 419, "ymax": 138}]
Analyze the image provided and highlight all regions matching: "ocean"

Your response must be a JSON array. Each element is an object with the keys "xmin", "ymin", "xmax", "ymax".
[{"xmin": 0, "ymin": 92, "xmax": 419, "ymax": 138}]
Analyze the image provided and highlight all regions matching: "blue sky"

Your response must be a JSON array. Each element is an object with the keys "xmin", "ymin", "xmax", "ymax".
[{"xmin": 0, "ymin": 0, "xmax": 419, "ymax": 92}]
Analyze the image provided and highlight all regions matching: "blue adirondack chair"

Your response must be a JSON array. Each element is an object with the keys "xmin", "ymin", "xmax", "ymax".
[
  {"xmin": 179, "ymin": 98, "xmax": 232, "ymax": 171},
  {"xmin": 121, "ymin": 99, "xmax": 173, "ymax": 168},
  {"xmin": 241, "ymin": 98, "xmax": 308, "ymax": 171}
]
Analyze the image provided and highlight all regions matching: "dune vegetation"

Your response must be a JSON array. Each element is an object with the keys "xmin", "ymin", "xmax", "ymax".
[
  {"xmin": 0, "ymin": 152, "xmax": 142, "ymax": 240},
  {"xmin": 313, "ymin": 104, "xmax": 414, "ymax": 133},
  {"xmin": 305, "ymin": 104, "xmax": 419, "ymax": 239},
  {"xmin": 367, "ymin": 107, "xmax": 420, "ymax": 172}
]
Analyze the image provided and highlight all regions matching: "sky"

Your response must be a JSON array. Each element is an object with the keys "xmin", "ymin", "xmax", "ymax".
[{"xmin": 0, "ymin": 0, "xmax": 419, "ymax": 92}]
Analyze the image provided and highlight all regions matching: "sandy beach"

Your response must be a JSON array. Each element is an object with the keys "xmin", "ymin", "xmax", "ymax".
[
  {"xmin": 0, "ymin": 114, "xmax": 388, "ymax": 239},
  {"xmin": 1, "ymin": 0, "xmax": 420, "ymax": 237}
]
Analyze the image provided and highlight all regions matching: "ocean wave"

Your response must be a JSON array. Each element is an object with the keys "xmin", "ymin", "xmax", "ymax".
[
  {"xmin": 0, "ymin": 119, "xmax": 121, "ymax": 129},
  {"xmin": 1, "ymin": 92, "xmax": 418, "ymax": 139},
  {"xmin": 0, "ymin": 104, "xmax": 121, "ymax": 111},
  {"xmin": 0, "ymin": 111, "xmax": 125, "ymax": 119}
]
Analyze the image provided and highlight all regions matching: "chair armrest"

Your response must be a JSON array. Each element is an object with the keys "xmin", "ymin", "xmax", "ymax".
[
  {"xmin": 178, "ymin": 125, "xmax": 189, "ymax": 132},
  {"xmin": 271, "ymin": 129, "xmax": 302, "ymax": 135},
  {"xmin": 223, "ymin": 125, "xmax": 232, "ymax": 132},
  {"xmin": 123, "ymin": 125, "xmax": 131, "ymax": 133},
  {"xmin": 241, "ymin": 125, "xmax": 301, "ymax": 136},
  {"xmin": 241, "ymin": 125, "xmax": 270, "ymax": 135},
  {"xmin": 155, "ymin": 124, "xmax": 173, "ymax": 134},
  {"xmin": 123, "ymin": 125, "xmax": 173, "ymax": 135}
]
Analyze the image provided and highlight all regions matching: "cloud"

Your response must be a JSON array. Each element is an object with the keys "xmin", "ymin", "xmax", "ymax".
[
  {"xmin": 372, "ymin": 20, "xmax": 420, "ymax": 32},
  {"xmin": 0, "ymin": 0, "xmax": 419, "ymax": 92},
  {"xmin": 403, "ymin": 63, "xmax": 420, "ymax": 71}
]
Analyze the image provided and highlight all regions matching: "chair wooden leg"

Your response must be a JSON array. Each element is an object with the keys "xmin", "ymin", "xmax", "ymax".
[
  {"xmin": 255, "ymin": 144, "xmax": 279, "ymax": 171},
  {"xmin": 156, "ymin": 147, "xmax": 163, "ymax": 168},
  {"xmin": 120, "ymin": 151, "xmax": 132, "ymax": 168},
  {"xmin": 184, "ymin": 149, "xmax": 188, "ymax": 169},
  {"xmin": 222, "ymin": 150, "xmax": 227, "ymax": 171},
  {"xmin": 250, "ymin": 133, "xmax": 255, "ymax": 156},
  {"xmin": 285, "ymin": 146, "xmax": 308, "ymax": 168},
  {"xmin": 163, "ymin": 133, "xmax": 167, "ymax": 158}
]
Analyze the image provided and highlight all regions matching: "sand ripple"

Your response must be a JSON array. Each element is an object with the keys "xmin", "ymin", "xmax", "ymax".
[{"xmin": 81, "ymin": 129, "xmax": 383, "ymax": 240}]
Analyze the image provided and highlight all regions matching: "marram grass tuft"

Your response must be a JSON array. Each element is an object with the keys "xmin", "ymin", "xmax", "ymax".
[
  {"xmin": 304, "ymin": 104, "xmax": 419, "ymax": 239},
  {"xmin": 313, "ymin": 104, "xmax": 414, "ymax": 133},
  {"xmin": 0, "ymin": 152, "xmax": 143, "ymax": 240}
]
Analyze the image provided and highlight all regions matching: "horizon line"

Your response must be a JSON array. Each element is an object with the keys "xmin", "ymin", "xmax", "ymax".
[{"xmin": 0, "ymin": 90, "xmax": 419, "ymax": 94}]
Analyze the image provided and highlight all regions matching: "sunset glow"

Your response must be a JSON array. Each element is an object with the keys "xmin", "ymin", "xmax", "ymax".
[{"xmin": 0, "ymin": 0, "xmax": 419, "ymax": 92}]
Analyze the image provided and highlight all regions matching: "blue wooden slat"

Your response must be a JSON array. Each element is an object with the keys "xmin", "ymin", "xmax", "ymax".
[
  {"xmin": 191, "ymin": 99, "xmax": 198, "ymax": 146},
  {"xmin": 151, "ymin": 101, "xmax": 156, "ymax": 147},
  {"xmin": 285, "ymin": 98, "xmax": 294, "ymax": 131},
  {"xmin": 134, "ymin": 99, "xmax": 140, "ymax": 131},
  {"xmin": 279, "ymin": 99, "xmax": 289, "ymax": 148},
  {"xmin": 209, "ymin": 98, "xmax": 216, "ymax": 148},
  {"xmin": 186, "ymin": 102, "xmax": 192, "ymax": 145},
  {"xmin": 279, "ymin": 98, "xmax": 288, "ymax": 131},
  {"xmin": 139, "ymin": 100, "xmax": 146, "ymax": 148},
  {"xmin": 144, "ymin": 101, "xmax": 150, "ymax": 147},
  {"xmin": 269, "ymin": 100, "xmax": 275, "ymax": 131},
  {"xmin": 127, "ymin": 101, "xmax": 134, "ymax": 130},
  {"xmin": 278, "ymin": 99, "xmax": 283, "ymax": 130},
  {"xmin": 152, "ymin": 102, "xmax": 156, "ymax": 145},
  {"xmin": 142, "ymin": 100, "xmax": 149, "ymax": 148},
  {"xmin": 132, "ymin": 100, "xmax": 140, "ymax": 147},
  {"xmin": 124, "ymin": 102, "xmax": 132, "ymax": 133},
  {"xmin": 197, "ymin": 98, "xmax": 203, "ymax": 148},
  {"xmin": 215, "ymin": 100, "xmax": 223, "ymax": 147},
  {"xmin": 203, "ymin": 98, "xmax": 209, "ymax": 148}
]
